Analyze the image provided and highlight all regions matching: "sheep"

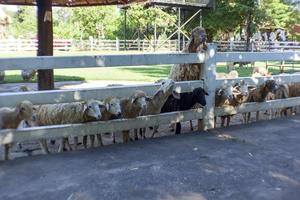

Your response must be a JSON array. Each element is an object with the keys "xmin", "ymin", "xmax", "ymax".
[
  {"xmin": 120, "ymin": 90, "xmax": 148, "ymax": 143},
  {"xmin": 218, "ymin": 80, "xmax": 249, "ymax": 127},
  {"xmin": 252, "ymin": 67, "xmax": 271, "ymax": 77},
  {"xmin": 160, "ymin": 87, "xmax": 208, "ymax": 134},
  {"xmin": 0, "ymin": 70, "xmax": 5, "ymax": 81},
  {"xmin": 216, "ymin": 70, "xmax": 239, "ymax": 79},
  {"xmin": 214, "ymin": 84, "xmax": 239, "ymax": 128},
  {"xmin": 266, "ymin": 84, "xmax": 290, "ymax": 118},
  {"xmin": 34, "ymin": 99, "xmax": 105, "ymax": 153},
  {"xmin": 287, "ymin": 82, "xmax": 300, "ymax": 114},
  {"xmin": 138, "ymin": 79, "xmax": 180, "ymax": 139},
  {"xmin": 21, "ymin": 69, "xmax": 36, "ymax": 81},
  {"xmin": 245, "ymin": 80, "xmax": 279, "ymax": 123},
  {"xmin": 0, "ymin": 100, "xmax": 34, "ymax": 160},
  {"xmin": 168, "ymin": 27, "xmax": 207, "ymax": 81},
  {"xmin": 82, "ymin": 97, "xmax": 122, "ymax": 147}
]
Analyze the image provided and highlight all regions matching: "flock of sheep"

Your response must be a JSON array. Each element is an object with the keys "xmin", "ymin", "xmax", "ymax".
[
  {"xmin": 0, "ymin": 79, "xmax": 209, "ymax": 160},
  {"xmin": 1, "ymin": 27, "xmax": 300, "ymax": 161}
]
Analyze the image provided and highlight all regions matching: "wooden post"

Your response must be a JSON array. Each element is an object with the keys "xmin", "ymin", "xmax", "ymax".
[
  {"xmin": 200, "ymin": 44, "xmax": 217, "ymax": 130},
  {"xmin": 37, "ymin": 0, "xmax": 54, "ymax": 90}
]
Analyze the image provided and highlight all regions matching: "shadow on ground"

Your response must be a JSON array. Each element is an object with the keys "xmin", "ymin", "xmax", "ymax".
[{"xmin": 0, "ymin": 75, "xmax": 85, "ymax": 84}]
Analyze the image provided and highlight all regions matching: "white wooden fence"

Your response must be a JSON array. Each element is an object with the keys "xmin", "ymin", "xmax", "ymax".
[
  {"xmin": 1, "ymin": 39, "xmax": 300, "ymax": 52},
  {"xmin": 0, "ymin": 44, "xmax": 300, "ymax": 146}
]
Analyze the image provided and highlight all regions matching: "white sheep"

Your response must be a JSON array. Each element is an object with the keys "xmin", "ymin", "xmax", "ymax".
[
  {"xmin": 82, "ymin": 97, "xmax": 122, "ymax": 147},
  {"xmin": 120, "ymin": 90, "xmax": 148, "ymax": 143},
  {"xmin": 34, "ymin": 99, "xmax": 105, "ymax": 153},
  {"xmin": 0, "ymin": 100, "xmax": 34, "ymax": 160},
  {"xmin": 216, "ymin": 70, "xmax": 239, "ymax": 79}
]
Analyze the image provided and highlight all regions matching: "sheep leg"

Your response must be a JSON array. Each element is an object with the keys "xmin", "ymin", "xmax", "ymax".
[
  {"xmin": 39, "ymin": 139, "xmax": 50, "ymax": 154},
  {"xmin": 189, "ymin": 120, "xmax": 194, "ymax": 131},
  {"xmin": 151, "ymin": 126, "xmax": 159, "ymax": 138},
  {"xmin": 96, "ymin": 134, "xmax": 103, "ymax": 146},
  {"xmin": 4, "ymin": 144, "xmax": 10, "ymax": 160},
  {"xmin": 197, "ymin": 119, "xmax": 203, "ymax": 131},
  {"xmin": 65, "ymin": 138, "xmax": 72, "ymax": 151},
  {"xmin": 247, "ymin": 112, "xmax": 251, "ymax": 123},
  {"xmin": 123, "ymin": 130, "xmax": 130, "ymax": 143},
  {"xmin": 221, "ymin": 116, "xmax": 225, "ymax": 127},
  {"xmin": 134, "ymin": 129, "xmax": 139, "ymax": 141},
  {"xmin": 226, "ymin": 116, "xmax": 231, "ymax": 127},
  {"xmin": 83, "ymin": 136, "xmax": 88, "ymax": 149},
  {"xmin": 256, "ymin": 111, "xmax": 260, "ymax": 121},
  {"xmin": 214, "ymin": 117, "xmax": 217, "ymax": 128},
  {"xmin": 112, "ymin": 132, "xmax": 116, "ymax": 144},
  {"xmin": 175, "ymin": 123, "xmax": 181, "ymax": 134},
  {"xmin": 90, "ymin": 135, "xmax": 95, "ymax": 148},
  {"xmin": 58, "ymin": 139, "xmax": 64, "ymax": 153},
  {"xmin": 73, "ymin": 137, "xmax": 78, "ymax": 150}
]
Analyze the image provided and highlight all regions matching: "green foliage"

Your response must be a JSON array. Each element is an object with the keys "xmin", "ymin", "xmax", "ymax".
[
  {"xmin": 116, "ymin": 5, "xmax": 177, "ymax": 40},
  {"xmin": 70, "ymin": 6, "xmax": 119, "ymax": 40},
  {"xmin": 9, "ymin": 6, "xmax": 36, "ymax": 38}
]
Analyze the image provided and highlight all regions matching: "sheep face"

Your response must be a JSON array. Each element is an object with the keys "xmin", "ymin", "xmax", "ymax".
[
  {"xmin": 217, "ymin": 85, "xmax": 234, "ymax": 101},
  {"xmin": 191, "ymin": 27, "xmax": 207, "ymax": 51},
  {"xmin": 192, "ymin": 87, "xmax": 208, "ymax": 107},
  {"xmin": 159, "ymin": 79, "xmax": 180, "ymax": 99},
  {"xmin": 234, "ymin": 80, "xmax": 249, "ymax": 96},
  {"xmin": 84, "ymin": 99, "xmax": 102, "ymax": 120},
  {"xmin": 18, "ymin": 100, "xmax": 34, "ymax": 121},
  {"xmin": 106, "ymin": 98, "xmax": 121, "ymax": 117},
  {"xmin": 264, "ymin": 80, "xmax": 278, "ymax": 93},
  {"xmin": 131, "ymin": 90, "xmax": 148, "ymax": 110}
]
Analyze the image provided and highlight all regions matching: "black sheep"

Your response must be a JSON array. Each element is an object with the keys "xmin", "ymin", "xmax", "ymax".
[{"xmin": 160, "ymin": 87, "xmax": 208, "ymax": 134}]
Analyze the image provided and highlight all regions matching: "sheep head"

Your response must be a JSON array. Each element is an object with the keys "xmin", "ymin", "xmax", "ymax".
[
  {"xmin": 17, "ymin": 100, "xmax": 34, "ymax": 121},
  {"xmin": 188, "ymin": 27, "xmax": 207, "ymax": 52},
  {"xmin": 105, "ymin": 97, "xmax": 121, "ymax": 118},
  {"xmin": 159, "ymin": 79, "xmax": 180, "ymax": 99},
  {"xmin": 260, "ymin": 80, "xmax": 279, "ymax": 101},
  {"xmin": 192, "ymin": 87, "xmax": 208, "ymax": 107},
  {"xmin": 233, "ymin": 80, "xmax": 249, "ymax": 96},
  {"xmin": 130, "ymin": 90, "xmax": 148, "ymax": 110},
  {"xmin": 217, "ymin": 85, "xmax": 234, "ymax": 101},
  {"xmin": 84, "ymin": 99, "xmax": 103, "ymax": 120}
]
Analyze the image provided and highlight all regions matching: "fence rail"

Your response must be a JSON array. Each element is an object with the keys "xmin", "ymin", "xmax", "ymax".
[
  {"xmin": 1, "ymin": 39, "xmax": 300, "ymax": 52},
  {"xmin": 0, "ymin": 44, "xmax": 300, "ymax": 147}
]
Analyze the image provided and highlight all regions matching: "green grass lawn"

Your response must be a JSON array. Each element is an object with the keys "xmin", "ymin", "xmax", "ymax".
[{"xmin": 1, "ymin": 51, "xmax": 300, "ymax": 84}]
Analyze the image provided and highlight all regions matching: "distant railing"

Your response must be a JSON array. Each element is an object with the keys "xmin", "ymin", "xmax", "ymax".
[{"xmin": 1, "ymin": 39, "xmax": 300, "ymax": 53}]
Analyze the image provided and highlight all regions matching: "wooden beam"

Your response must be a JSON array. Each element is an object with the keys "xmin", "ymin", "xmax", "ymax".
[
  {"xmin": 0, "ymin": 80, "xmax": 204, "ymax": 107},
  {"xmin": 0, "ymin": 53, "xmax": 204, "ymax": 71},
  {"xmin": 37, "ymin": 0, "xmax": 54, "ymax": 90},
  {"xmin": 0, "ymin": 109, "xmax": 204, "ymax": 145}
]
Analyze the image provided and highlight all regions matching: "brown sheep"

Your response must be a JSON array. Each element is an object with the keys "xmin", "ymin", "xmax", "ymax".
[{"xmin": 168, "ymin": 27, "xmax": 207, "ymax": 81}]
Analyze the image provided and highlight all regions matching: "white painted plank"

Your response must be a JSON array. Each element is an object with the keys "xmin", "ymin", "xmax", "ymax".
[
  {"xmin": 216, "ymin": 51, "xmax": 300, "ymax": 62},
  {"xmin": 0, "ymin": 53, "xmax": 205, "ymax": 71},
  {"xmin": 216, "ymin": 74, "xmax": 300, "ymax": 88},
  {"xmin": 0, "ymin": 109, "xmax": 203, "ymax": 144},
  {"xmin": 0, "ymin": 80, "xmax": 204, "ymax": 107},
  {"xmin": 215, "ymin": 97, "xmax": 300, "ymax": 116}
]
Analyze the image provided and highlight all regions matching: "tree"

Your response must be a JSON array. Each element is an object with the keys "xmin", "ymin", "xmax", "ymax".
[
  {"xmin": 9, "ymin": 6, "xmax": 36, "ymax": 38},
  {"xmin": 116, "ymin": 5, "xmax": 177, "ymax": 40}
]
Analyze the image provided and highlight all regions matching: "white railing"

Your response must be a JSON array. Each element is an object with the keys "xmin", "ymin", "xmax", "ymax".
[{"xmin": 0, "ymin": 44, "xmax": 300, "ymax": 147}]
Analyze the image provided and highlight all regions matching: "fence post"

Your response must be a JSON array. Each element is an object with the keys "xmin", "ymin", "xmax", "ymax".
[
  {"xmin": 116, "ymin": 38, "xmax": 120, "ymax": 51},
  {"xmin": 200, "ymin": 44, "xmax": 217, "ymax": 130}
]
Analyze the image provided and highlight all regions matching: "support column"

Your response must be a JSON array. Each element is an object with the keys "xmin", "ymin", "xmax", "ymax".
[
  {"xmin": 37, "ymin": 0, "xmax": 54, "ymax": 90},
  {"xmin": 177, "ymin": 7, "xmax": 181, "ymax": 51},
  {"xmin": 124, "ymin": 8, "xmax": 127, "ymax": 51}
]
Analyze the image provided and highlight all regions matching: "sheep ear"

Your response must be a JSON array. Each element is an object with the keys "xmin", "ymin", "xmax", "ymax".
[
  {"xmin": 83, "ymin": 104, "xmax": 88, "ymax": 112},
  {"xmin": 217, "ymin": 89, "xmax": 222, "ymax": 95},
  {"xmin": 204, "ymin": 90, "xmax": 209, "ymax": 96},
  {"xmin": 146, "ymin": 96, "xmax": 152, "ymax": 101},
  {"xmin": 172, "ymin": 91, "xmax": 180, "ymax": 99},
  {"xmin": 105, "ymin": 103, "xmax": 110, "ymax": 111},
  {"xmin": 131, "ymin": 98, "xmax": 137, "ymax": 104}
]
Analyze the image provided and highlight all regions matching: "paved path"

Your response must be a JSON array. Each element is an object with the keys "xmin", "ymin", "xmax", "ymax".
[{"xmin": 1, "ymin": 115, "xmax": 300, "ymax": 200}]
